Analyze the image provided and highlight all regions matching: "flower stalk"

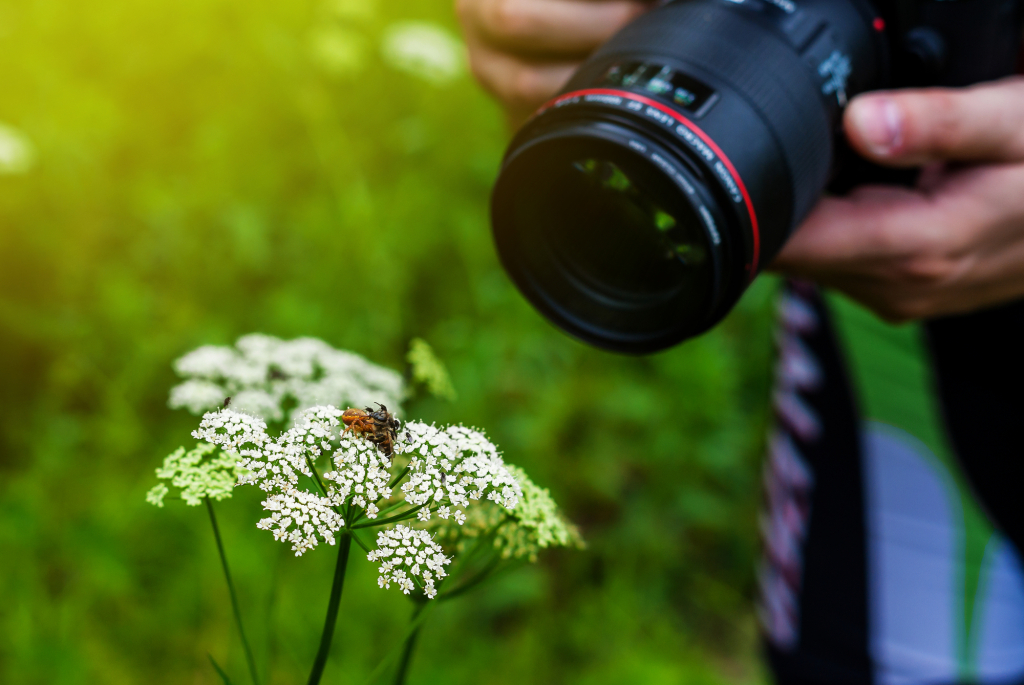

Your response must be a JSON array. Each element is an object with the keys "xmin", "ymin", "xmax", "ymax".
[
  {"xmin": 438, "ymin": 553, "xmax": 503, "ymax": 601},
  {"xmin": 307, "ymin": 531, "xmax": 353, "ymax": 685},
  {"xmin": 205, "ymin": 497, "xmax": 261, "ymax": 685},
  {"xmin": 349, "ymin": 502, "xmax": 428, "ymax": 529},
  {"xmin": 392, "ymin": 602, "xmax": 426, "ymax": 685}
]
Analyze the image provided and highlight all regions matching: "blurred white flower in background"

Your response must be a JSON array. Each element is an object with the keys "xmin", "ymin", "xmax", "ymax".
[
  {"xmin": 380, "ymin": 22, "xmax": 465, "ymax": 85},
  {"xmin": 168, "ymin": 334, "xmax": 405, "ymax": 424},
  {"xmin": 0, "ymin": 123, "xmax": 36, "ymax": 174},
  {"xmin": 168, "ymin": 379, "xmax": 228, "ymax": 414},
  {"xmin": 309, "ymin": 26, "xmax": 368, "ymax": 76}
]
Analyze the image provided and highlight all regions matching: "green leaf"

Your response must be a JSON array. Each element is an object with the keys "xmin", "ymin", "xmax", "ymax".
[{"xmin": 406, "ymin": 338, "xmax": 457, "ymax": 401}]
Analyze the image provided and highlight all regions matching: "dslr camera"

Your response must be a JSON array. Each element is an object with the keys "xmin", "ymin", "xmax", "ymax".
[{"xmin": 490, "ymin": 0, "xmax": 1023, "ymax": 353}]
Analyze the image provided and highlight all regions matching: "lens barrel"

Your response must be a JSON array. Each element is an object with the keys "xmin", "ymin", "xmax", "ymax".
[{"xmin": 491, "ymin": 0, "xmax": 885, "ymax": 353}]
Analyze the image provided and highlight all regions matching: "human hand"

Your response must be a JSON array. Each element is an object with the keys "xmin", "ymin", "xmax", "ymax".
[
  {"xmin": 771, "ymin": 77, "xmax": 1024, "ymax": 322},
  {"xmin": 456, "ymin": 0, "xmax": 654, "ymax": 126}
]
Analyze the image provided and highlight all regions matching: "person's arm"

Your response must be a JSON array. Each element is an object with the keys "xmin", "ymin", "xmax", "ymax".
[
  {"xmin": 456, "ymin": 0, "xmax": 654, "ymax": 126},
  {"xmin": 771, "ymin": 77, "xmax": 1024, "ymax": 322}
]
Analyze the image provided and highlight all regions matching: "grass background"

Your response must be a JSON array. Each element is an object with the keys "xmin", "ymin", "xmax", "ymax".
[{"xmin": 0, "ymin": 0, "xmax": 777, "ymax": 681}]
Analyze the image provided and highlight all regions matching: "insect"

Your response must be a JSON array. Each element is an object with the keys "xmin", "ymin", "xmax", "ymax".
[
  {"xmin": 342, "ymin": 403, "xmax": 402, "ymax": 457},
  {"xmin": 223, "ymin": 396, "xmax": 232, "ymax": 408}
]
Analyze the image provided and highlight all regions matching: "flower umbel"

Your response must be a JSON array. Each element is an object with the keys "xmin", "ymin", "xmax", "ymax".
[
  {"xmin": 493, "ymin": 465, "xmax": 584, "ymax": 561},
  {"xmin": 427, "ymin": 465, "xmax": 583, "ymax": 562},
  {"xmin": 257, "ymin": 488, "xmax": 345, "ymax": 555},
  {"xmin": 225, "ymin": 406, "xmax": 338, "ymax": 494},
  {"xmin": 399, "ymin": 422, "xmax": 522, "ymax": 523},
  {"xmin": 323, "ymin": 434, "xmax": 392, "ymax": 516},
  {"xmin": 188, "ymin": 407, "xmax": 349, "ymax": 555},
  {"xmin": 146, "ymin": 483, "xmax": 169, "ymax": 507},
  {"xmin": 366, "ymin": 525, "xmax": 451, "ymax": 598},
  {"xmin": 152, "ymin": 333, "xmax": 587, "ymax": 685},
  {"xmin": 146, "ymin": 442, "xmax": 250, "ymax": 507},
  {"xmin": 192, "ymin": 409, "xmax": 271, "ymax": 461},
  {"xmin": 170, "ymin": 404, "xmax": 576, "ymax": 592}
]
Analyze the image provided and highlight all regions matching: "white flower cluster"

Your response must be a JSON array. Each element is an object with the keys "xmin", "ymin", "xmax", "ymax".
[
  {"xmin": 427, "ymin": 465, "xmax": 583, "ymax": 562},
  {"xmin": 194, "ymin": 407, "xmax": 346, "ymax": 555},
  {"xmin": 168, "ymin": 334, "xmax": 405, "ymax": 425},
  {"xmin": 145, "ymin": 442, "xmax": 249, "ymax": 507},
  {"xmin": 366, "ymin": 525, "xmax": 451, "ymax": 598},
  {"xmin": 323, "ymin": 435, "xmax": 392, "ymax": 518},
  {"xmin": 258, "ymin": 488, "xmax": 345, "ymax": 553},
  {"xmin": 193, "ymin": 406, "xmax": 403, "ymax": 555},
  {"xmin": 192, "ymin": 409, "xmax": 271, "ymax": 460},
  {"xmin": 159, "ymin": 401, "xmax": 575, "ymax": 597},
  {"xmin": 221, "ymin": 406, "xmax": 333, "ymax": 492},
  {"xmin": 400, "ymin": 422, "xmax": 521, "ymax": 524}
]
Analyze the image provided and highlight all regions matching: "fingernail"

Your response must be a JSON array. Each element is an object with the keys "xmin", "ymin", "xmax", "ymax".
[{"xmin": 849, "ymin": 96, "xmax": 903, "ymax": 156}]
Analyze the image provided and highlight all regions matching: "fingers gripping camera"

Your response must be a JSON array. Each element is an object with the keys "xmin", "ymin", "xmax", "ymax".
[{"xmin": 490, "ymin": 0, "xmax": 1023, "ymax": 353}]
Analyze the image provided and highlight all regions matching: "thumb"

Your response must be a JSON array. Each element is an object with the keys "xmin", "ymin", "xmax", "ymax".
[{"xmin": 843, "ymin": 76, "xmax": 1024, "ymax": 167}]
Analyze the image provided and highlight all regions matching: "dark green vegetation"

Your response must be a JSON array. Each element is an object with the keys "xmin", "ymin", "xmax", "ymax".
[{"xmin": 0, "ymin": 0, "xmax": 777, "ymax": 681}]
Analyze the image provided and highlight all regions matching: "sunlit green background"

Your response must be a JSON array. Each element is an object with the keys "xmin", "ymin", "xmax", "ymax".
[{"xmin": 0, "ymin": 0, "xmax": 778, "ymax": 682}]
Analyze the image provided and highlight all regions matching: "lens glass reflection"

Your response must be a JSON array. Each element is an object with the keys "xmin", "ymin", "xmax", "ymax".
[
  {"xmin": 571, "ymin": 158, "xmax": 708, "ymax": 269},
  {"xmin": 505, "ymin": 138, "xmax": 715, "ymax": 340}
]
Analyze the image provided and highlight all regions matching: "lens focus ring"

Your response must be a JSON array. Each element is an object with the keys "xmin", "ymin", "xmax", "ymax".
[{"xmin": 587, "ymin": 1, "xmax": 834, "ymax": 226}]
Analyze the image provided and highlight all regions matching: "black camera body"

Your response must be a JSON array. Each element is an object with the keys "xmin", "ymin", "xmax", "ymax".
[{"xmin": 490, "ymin": 0, "xmax": 1023, "ymax": 353}]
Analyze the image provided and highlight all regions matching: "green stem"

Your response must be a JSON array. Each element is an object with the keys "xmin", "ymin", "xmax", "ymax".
[
  {"xmin": 444, "ymin": 514, "xmax": 512, "ymax": 578},
  {"xmin": 387, "ymin": 466, "xmax": 411, "ymax": 490},
  {"xmin": 350, "ymin": 502, "xmax": 427, "ymax": 529},
  {"xmin": 305, "ymin": 457, "xmax": 332, "ymax": 500},
  {"xmin": 205, "ymin": 498, "xmax": 261, "ymax": 685},
  {"xmin": 438, "ymin": 554, "xmax": 503, "ymax": 601},
  {"xmin": 349, "ymin": 530, "xmax": 373, "ymax": 554},
  {"xmin": 307, "ymin": 532, "xmax": 353, "ymax": 685},
  {"xmin": 360, "ymin": 602, "xmax": 437, "ymax": 685},
  {"xmin": 370, "ymin": 499, "xmax": 409, "ymax": 521},
  {"xmin": 392, "ymin": 604, "xmax": 425, "ymax": 685}
]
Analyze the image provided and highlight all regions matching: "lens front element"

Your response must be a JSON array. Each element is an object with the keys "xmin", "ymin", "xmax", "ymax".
[{"xmin": 492, "ymin": 123, "xmax": 723, "ymax": 352}]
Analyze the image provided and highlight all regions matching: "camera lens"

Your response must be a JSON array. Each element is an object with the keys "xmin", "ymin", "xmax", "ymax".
[
  {"xmin": 492, "ymin": 0, "xmax": 886, "ymax": 353},
  {"xmin": 494, "ymin": 121, "xmax": 724, "ymax": 351}
]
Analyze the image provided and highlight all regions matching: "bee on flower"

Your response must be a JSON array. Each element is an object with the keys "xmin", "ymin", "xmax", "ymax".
[{"xmin": 341, "ymin": 403, "xmax": 402, "ymax": 457}]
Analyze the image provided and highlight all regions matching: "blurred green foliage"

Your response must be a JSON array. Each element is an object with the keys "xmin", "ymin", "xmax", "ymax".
[{"xmin": 0, "ymin": 0, "xmax": 777, "ymax": 682}]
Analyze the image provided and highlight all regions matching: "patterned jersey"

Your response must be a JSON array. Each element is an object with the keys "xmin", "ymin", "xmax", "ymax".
[{"xmin": 760, "ymin": 282, "xmax": 1024, "ymax": 684}]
